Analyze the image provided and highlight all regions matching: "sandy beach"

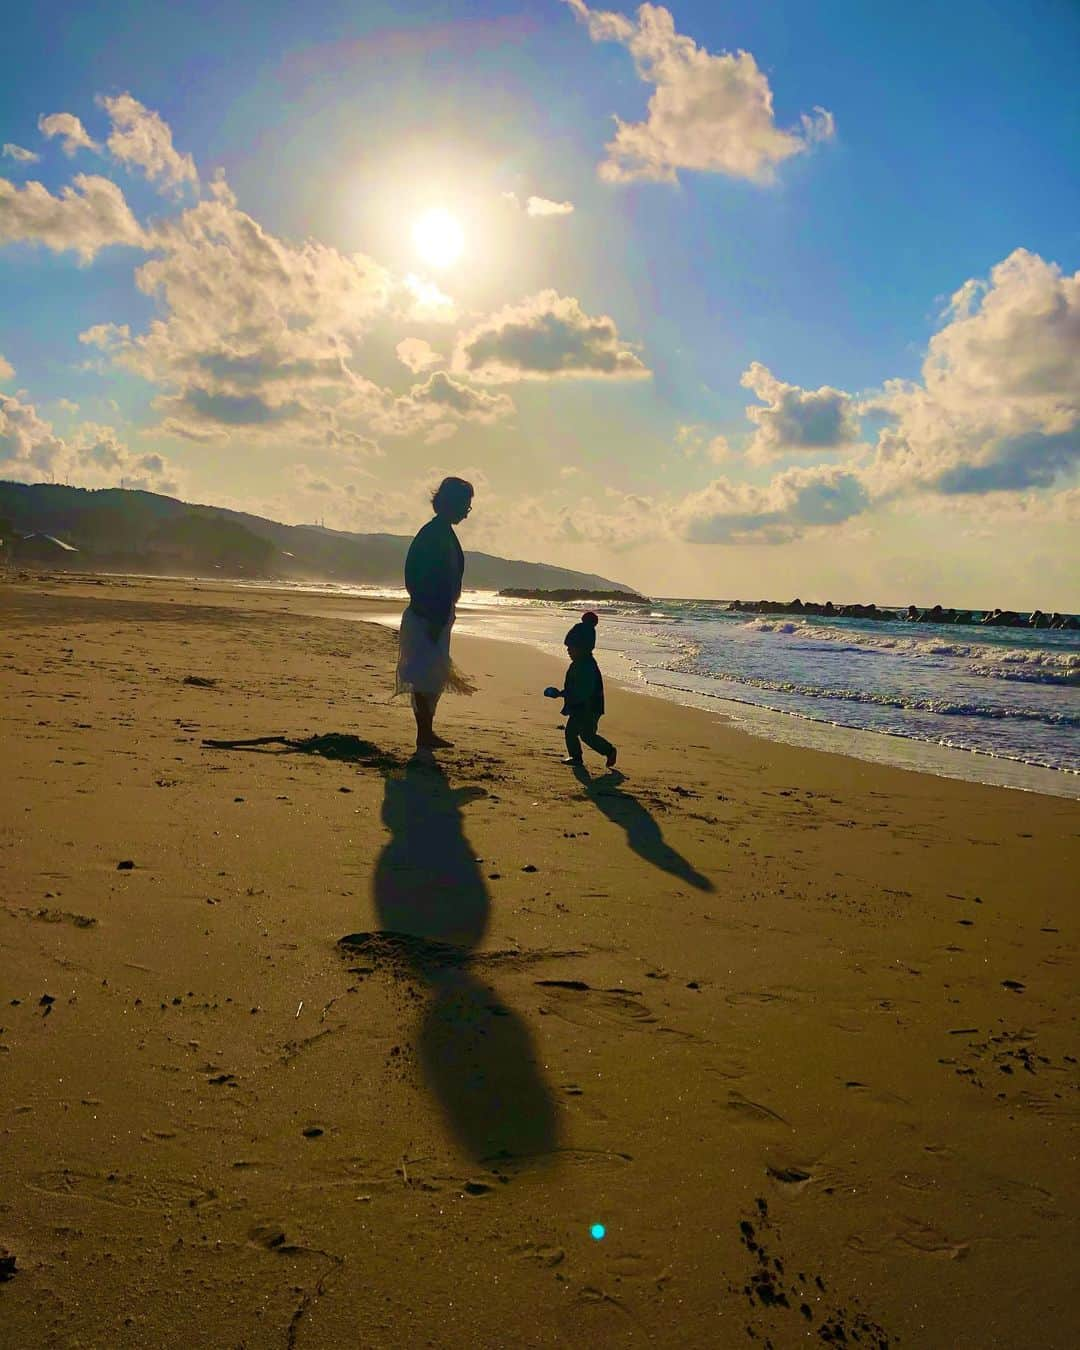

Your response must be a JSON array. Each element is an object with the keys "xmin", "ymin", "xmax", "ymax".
[{"xmin": 1, "ymin": 572, "xmax": 1077, "ymax": 1349}]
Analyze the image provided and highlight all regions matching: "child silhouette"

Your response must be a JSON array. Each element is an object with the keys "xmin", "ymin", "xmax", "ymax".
[{"xmin": 547, "ymin": 612, "xmax": 617, "ymax": 768}]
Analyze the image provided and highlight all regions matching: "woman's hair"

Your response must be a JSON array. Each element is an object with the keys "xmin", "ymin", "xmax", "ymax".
[
  {"xmin": 582, "ymin": 611, "xmax": 599, "ymax": 626},
  {"xmin": 431, "ymin": 476, "xmax": 475, "ymax": 514}
]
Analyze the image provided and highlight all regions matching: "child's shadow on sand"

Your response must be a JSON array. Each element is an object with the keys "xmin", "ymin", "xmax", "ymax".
[
  {"xmin": 572, "ymin": 765, "xmax": 714, "ymax": 893},
  {"xmin": 342, "ymin": 758, "xmax": 559, "ymax": 1165}
]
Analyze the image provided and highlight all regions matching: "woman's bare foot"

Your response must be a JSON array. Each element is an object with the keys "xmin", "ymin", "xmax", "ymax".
[{"xmin": 417, "ymin": 734, "xmax": 455, "ymax": 750}]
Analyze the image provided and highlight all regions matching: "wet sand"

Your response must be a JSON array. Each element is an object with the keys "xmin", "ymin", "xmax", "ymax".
[{"xmin": 1, "ymin": 572, "xmax": 1077, "ymax": 1348}]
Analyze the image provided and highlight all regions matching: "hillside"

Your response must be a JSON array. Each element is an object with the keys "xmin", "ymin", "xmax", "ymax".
[{"xmin": 0, "ymin": 482, "xmax": 636, "ymax": 593}]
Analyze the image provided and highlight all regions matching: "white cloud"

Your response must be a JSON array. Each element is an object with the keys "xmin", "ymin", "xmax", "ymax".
[
  {"xmin": 397, "ymin": 272, "xmax": 457, "ymax": 323},
  {"xmin": 676, "ymin": 423, "xmax": 729, "ymax": 462},
  {"xmin": 54, "ymin": 173, "xmax": 492, "ymax": 451},
  {"xmin": 98, "ymin": 94, "xmax": 197, "ymax": 196},
  {"xmin": 0, "ymin": 354, "xmax": 13, "ymax": 381},
  {"xmin": 864, "ymin": 249, "xmax": 1080, "ymax": 497},
  {"xmin": 564, "ymin": 1, "xmax": 834, "ymax": 184},
  {"xmin": 79, "ymin": 322, "xmax": 131, "ymax": 351},
  {"xmin": 83, "ymin": 178, "xmax": 393, "ymax": 442},
  {"xmin": 674, "ymin": 463, "xmax": 870, "ymax": 545},
  {"xmin": 741, "ymin": 361, "xmax": 861, "ymax": 461},
  {"xmin": 0, "ymin": 173, "xmax": 146, "ymax": 261},
  {"xmin": 2, "ymin": 143, "xmax": 39, "ymax": 164},
  {"xmin": 395, "ymin": 337, "xmax": 442, "ymax": 373},
  {"xmin": 503, "ymin": 191, "xmax": 575, "ymax": 217},
  {"xmin": 377, "ymin": 371, "xmax": 514, "ymax": 442},
  {"xmin": 526, "ymin": 195, "xmax": 575, "ymax": 217},
  {"xmin": 38, "ymin": 113, "xmax": 100, "ymax": 157},
  {"xmin": 553, "ymin": 488, "xmax": 662, "ymax": 551},
  {"xmin": 0, "ymin": 392, "xmax": 179, "ymax": 491},
  {"xmin": 454, "ymin": 289, "xmax": 649, "ymax": 382}
]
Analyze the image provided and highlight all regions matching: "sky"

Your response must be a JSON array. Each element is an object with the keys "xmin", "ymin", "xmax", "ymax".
[{"xmin": 1, "ymin": 0, "xmax": 1078, "ymax": 608}]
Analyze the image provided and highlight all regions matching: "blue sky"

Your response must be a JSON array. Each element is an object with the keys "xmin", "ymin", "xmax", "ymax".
[{"xmin": 2, "ymin": 0, "xmax": 1078, "ymax": 606}]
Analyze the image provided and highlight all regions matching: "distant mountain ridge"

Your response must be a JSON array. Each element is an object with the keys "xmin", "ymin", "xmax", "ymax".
[{"xmin": 0, "ymin": 481, "xmax": 637, "ymax": 594}]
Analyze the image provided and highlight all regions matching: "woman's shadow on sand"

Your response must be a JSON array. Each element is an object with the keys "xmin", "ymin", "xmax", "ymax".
[
  {"xmin": 571, "ymin": 765, "xmax": 713, "ymax": 893},
  {"xmin": 340, "ymin": 757, "xmax": 559, "ymax": 1166}
]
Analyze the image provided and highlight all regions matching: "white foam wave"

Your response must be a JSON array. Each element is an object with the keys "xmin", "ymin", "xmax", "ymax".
[{"xmin": 741, "ymin": 618, "xmax": 1080, "ymax": 684}]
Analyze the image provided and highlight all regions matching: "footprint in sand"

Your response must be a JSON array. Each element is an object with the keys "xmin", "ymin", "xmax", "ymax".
[
  {"xmin": 766, "ymin": 1164, "xmax": 813, "ymax": 1191},
  {"xmin": 483, "ymin": 1146, "xmax": 633, "ymax": 1178},
  {"xmin": 513, "ymin": 1241, "xmax": 566, "ymax": 1268},
  {"xmin": 11, "ymin": 907, "xmax": 97, "ymax": 928},
  {"xmin": 843, "ymin": 1080, "xmax": 913, "ymax": 1108},
  {"xmin": 724, "ymin": 989, "xmax": 793, "ymax": 1007},
  {"xmin": 724, "ymin": 1092, "xmax": 790, "ymax": 1126},
  {"xmin": 846, "ymin": 1218, "xmax": 970, "ymax": 1261},
  {"xmin": 895, "ymin": 1218, "xmax": 971, "ymax": 1260},
  {"xmin": 533, "ymin": 979, "xmax": 656, "ymax": 1032},
  {"xmin": 29, "ymin": 1168, "xmax": 213, "ymax": 1213}
]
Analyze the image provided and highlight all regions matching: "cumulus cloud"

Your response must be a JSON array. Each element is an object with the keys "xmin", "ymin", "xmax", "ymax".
[
  {"xmin": 0, "ymin": 392, "xmax": 68, "ymax": 479},
  {"xmin": 741, "ymin": 361, "xmax": 861, "ymax": 461},
  {"xmin": 395, "ymin": 337, "xmax": 442, "ymax": 373},
  {"xmin": 80, "ymin": 178, "xmax": 394, "ymax": 443},
  {"xmin": 674, "ymin": 463, "xmax": 870, "ymax": 545},
  {"xmin": 396, "ymin": 272, "xmax": 457, "ymax": 323},
  {"xmin": 0, "ymin": 392, "xmax": 179, "ymax": 491},
  {"xmin": 502, "ymin": 192, "xmax": 575, "ymax": 217},
  {"xmin": 38, "ymin": 113, "xmax": 100, "ymax": 157},
  {"xmin": 403, "ymin": 371, "xmax": 511, "ymax": 421},
  {"xmin": 0, "ymin": 354, "xmax": 13, "ymax": 381},
  {"xmin": 377, "ymin": 371, "xmax": 513, "ymax": 443},
  {"xmin": 552, "ymin": 488, "xmax": 662, "ymax": 551},
  {"xmin": 454, "ymin": 289, "xmax": 649, "ymax": 382},
  {"xmin": 0, "ymin": 173, "xmax": 146, "ymax": 261},
  {"xmin": 2, "ymin": 143, "xmax": 39, "ymax": 164},
  {"xmin": 676, "ymin": 423, "xmax": 729, "ymax": 462},
  {"xmin": 56, "ymin": 172, "xmax": 483, "ymax": 450},
  {"xmin": 864, "ymin": 249, "xmax": 1080, "ymax": 497},
  {"xmin": 98, "ymin": 94, "xmax": 198, "ymax": 196},
  {"xmin": 526, "ymin": 195, "xmax": 575, "ymax": 216},
  {"xmin": 564, "ymin": 0, "xmax": 834, "ymax": 184},
  {"xmin": 79, "ymin": 322, "xmax": 131, "ymax": 351}
]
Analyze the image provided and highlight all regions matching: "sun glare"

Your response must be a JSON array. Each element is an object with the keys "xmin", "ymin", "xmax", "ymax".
[{"xmin": 412, "ymin": 207, "xmax": 464, "ymax": 269}]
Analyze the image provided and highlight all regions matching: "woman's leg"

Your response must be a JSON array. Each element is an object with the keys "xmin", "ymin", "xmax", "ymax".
[{"xmin": 413, "ymin": 692, "xmax": 452, "ymax": 750}]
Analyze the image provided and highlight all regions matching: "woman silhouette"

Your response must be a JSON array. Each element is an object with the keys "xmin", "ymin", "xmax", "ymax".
[{"xmin": 396, "ymin": 477, "xmax": 475, "ymax": 752}]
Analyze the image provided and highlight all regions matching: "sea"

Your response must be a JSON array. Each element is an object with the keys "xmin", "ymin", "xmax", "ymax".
[{"xmin": 220, "ymin": 578, "xmax": 1080, "ymax": 799}]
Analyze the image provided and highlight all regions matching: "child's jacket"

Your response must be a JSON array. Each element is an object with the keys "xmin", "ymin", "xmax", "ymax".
[{"xmin": 562, "ymin": 654, "xmax": 605, "ymax": 721}]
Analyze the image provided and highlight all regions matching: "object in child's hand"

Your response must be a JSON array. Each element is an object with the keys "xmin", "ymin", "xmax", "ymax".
[{"xmin": 543, "ymin": 686, "xmax": 560, "ymax": 699}]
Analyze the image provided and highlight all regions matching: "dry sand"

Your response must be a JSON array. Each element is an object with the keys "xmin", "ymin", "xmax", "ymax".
[{"xmin": 1, "ymin": 572, "xmax": 1077, "ymax": 1349}]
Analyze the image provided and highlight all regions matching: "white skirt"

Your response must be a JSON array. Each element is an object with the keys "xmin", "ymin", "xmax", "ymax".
[{"xmin": 394, "ymin": 606, "xmax": 475, "ymax": 700}]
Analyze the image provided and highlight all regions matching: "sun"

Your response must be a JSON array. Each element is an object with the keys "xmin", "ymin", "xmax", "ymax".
[{"xmin": 412, "ymin": 207, "xmax": 464, "ymax": 269}]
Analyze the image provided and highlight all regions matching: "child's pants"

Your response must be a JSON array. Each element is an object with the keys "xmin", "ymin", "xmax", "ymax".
[{"xmin": 564, "ymin": 713, "xmax": 615, "ymax": 761}]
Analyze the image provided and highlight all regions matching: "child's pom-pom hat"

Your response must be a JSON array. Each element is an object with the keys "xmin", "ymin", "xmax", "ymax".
[{"xmin": 565, "ymin": 610, "xmax": 598, "ymax": 651}]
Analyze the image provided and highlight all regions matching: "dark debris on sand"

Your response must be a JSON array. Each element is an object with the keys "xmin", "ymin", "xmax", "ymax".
[{"xmin": 733, "ymin": 1198, "xmax": 893, "ymax": 1348}]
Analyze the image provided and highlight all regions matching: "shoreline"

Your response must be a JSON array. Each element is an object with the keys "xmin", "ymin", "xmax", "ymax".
[
  {"xmin": 435, "ymin": 601, "xmax": 1080, "ymax": 802},
  {"xmin": 7, "ymin": 568, "xmax": 1076, "ymax": 798}
]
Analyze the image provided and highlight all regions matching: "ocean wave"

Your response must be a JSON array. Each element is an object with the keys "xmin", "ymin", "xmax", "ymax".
[
  {"xmin": 642, "ymin": 676, "xmax": 1079, "ymax": 777},
  {"xmin": 668, "ymin": 664, "xmax": 1079, "ymax": 727},
  {"xmin": 739, "ymin": 618, "xmax": 1080, "ymax": 685}
]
